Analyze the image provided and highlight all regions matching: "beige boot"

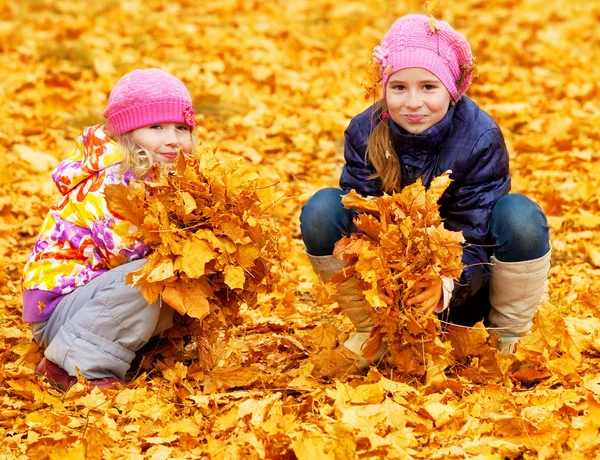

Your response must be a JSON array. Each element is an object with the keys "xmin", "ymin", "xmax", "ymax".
[
  {"xmin": 307, "ymin": 254, "xmax": 384, "ymax": 371},
  {"xmin": 488, "ymin": 249, "xmax": 552, "ymax": 354}
]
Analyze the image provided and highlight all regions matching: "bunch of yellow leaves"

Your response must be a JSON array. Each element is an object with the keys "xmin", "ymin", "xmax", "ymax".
[
  {"xmin": 105, "ymin": 148, "xmax": 278, "ymax": 330},
  {"xmin": 332, "ymin": 172, "xmax": 464, "ymax": 375}
]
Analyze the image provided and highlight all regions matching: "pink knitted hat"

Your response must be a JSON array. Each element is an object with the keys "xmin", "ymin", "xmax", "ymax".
[
  {"xmin": 103, "ymin": 68, "xmax": 195, "ymax": 135},
  {"xmin": 373, "ymin": 14, "xmax": 473, "ymax": 101}
]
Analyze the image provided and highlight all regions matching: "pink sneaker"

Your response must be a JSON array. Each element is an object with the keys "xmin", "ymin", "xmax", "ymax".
[{"xmin": 35, "ymin": 357, "xmax": 76, "ymax": 391}]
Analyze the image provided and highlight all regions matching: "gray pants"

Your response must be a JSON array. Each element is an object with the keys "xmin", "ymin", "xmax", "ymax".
[{"xmin": 30, "ymin": 259, "xmax": 174, "ymax": 380}]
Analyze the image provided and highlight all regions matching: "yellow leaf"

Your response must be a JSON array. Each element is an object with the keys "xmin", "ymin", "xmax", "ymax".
[
  {"xmin": 341, "ymin": 189, "xmax": 380, "ymax": 214},
  {"xmin": 224, "ymin": 265, "xmax": 245, "ymax": 290},
  {"xmin": 206, "ymin": 366, "xmax": 259, "ymax": 390},
  {"xmin": 178, "ymin": 191, "xmax": 197, "ymax": 215},
  {"xmin": 330, "ymin": 380, "xmax": 386, "ymax": 405},
  {"xmin": 423, "ymin": 401, "xmax": 455, "ymax": 428},
  {"xmin": 146, "ymin": 258, "xmax": 175, "ymax": 283},
  {"xmin": 195, "ymin": 229, "xmax": 237, "ymax": 253},
  {"xmin": 426, "ymin": 170, "xmax": 452, "ymax": 209},
  {"xmin": 163, "ymin": 361, "xmax": 188, "ymax": 384},
  {"xmin": 140, "ymin": 280, "xmax": 164, "ymax": 304},
  {"xmin": 220, "ymin": 217, "xmax": 248, "ymax": 243},
  {"xmin": 176, "ymin": 236, "xmax": 217, "ymax": 278},
  {"xmin": 235, "ymin": 243, "xmax": 261, "ymax": 268},
  {"xmin": 162, "ymin": 279, "xmax": 211, "ymax": 319},
  {"xmin": 447, "ymin": 321, "xmax": 490, "ymax": 360},
  {"xmin": 105, "ymin": 182, "xmax": 145, "ymax": 226}
]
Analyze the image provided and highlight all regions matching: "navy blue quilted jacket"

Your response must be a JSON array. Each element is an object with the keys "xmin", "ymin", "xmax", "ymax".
[{"xmin": 340, "ymin": 96, "xmax": 511, "ymax": 309}]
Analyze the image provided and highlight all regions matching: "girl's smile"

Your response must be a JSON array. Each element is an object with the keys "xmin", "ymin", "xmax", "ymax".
[
  {"xmin": 403, "ymin": 114, "xmax": 427, "ymax": 123},
  {"xmin": 159, "ymin": 152, "xmax": 179, "ymax": 161}
]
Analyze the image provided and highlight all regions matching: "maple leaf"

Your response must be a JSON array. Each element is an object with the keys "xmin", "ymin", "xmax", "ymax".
[
  {"xmin": 307, "ymin": 348, "xmax": 361, "ymax": 379},
  {"xmin": 447, "ymin": 321, "xmax": 490, "ymax": 361},
  {"xmin": 341, "ymin": 189, "xmax": 381, "ymax": 215},
  {"xmin": 175, "ymin": 236, "xmax": 217, "ymax": 278},
  {"xmin": 162, "ymin": 278, "xmax": 212, "ymax": 320},
  {"xmin": 329, "ymin": 380, "xmax": 386, "ymax": 405},
  {"xmin": 105, "ymin": 181, "xmax": 146, "ymax": 226},
  {"xmin": 204, "ymin": 366, "xmax": 260, "ymax": 392}
]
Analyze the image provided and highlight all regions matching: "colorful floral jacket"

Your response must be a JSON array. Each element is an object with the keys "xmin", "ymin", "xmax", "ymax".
[{"xmin": 22, "ymin": 125, "xmax": 151, "ymax": 322}]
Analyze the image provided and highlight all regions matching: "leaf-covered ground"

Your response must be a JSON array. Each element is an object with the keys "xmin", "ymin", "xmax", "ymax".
[{"xmin": 2, "ymin": 0, "xmax": 600, "ymax": 458}]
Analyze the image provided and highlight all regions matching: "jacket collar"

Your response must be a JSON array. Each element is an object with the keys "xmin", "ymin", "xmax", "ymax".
[{"xmin": 389, "ymin": 104, "xmax": 455, "ymax": 157}]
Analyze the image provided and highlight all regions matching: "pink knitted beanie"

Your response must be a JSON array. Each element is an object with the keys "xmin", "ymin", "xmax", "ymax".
[
  {"xmin": 103, "ymin": 68, "xmax": 195, "ymax": 135},
  {"xmin": 373, "ymin": 14, "xmax": 473, "ymax": 101}
]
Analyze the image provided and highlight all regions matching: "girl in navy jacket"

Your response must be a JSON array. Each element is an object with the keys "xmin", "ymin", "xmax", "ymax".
[{"xmin": 300, "ymin": 14, "xmax": 551, "ymax": 366}]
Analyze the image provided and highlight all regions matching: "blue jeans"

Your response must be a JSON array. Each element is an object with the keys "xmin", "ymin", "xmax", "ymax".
[{"xmin": 300, "ymin": 188, "xmax": 550, "ymax": 262}]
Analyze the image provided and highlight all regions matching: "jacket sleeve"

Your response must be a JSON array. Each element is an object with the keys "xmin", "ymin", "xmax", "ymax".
[
  {"xmin": 441, "ymin": 127, "xmax": 511, "ymax": 307},
  {"xmin": 339, "ymin": 117, "xmax": 383, "ymax": 197}
]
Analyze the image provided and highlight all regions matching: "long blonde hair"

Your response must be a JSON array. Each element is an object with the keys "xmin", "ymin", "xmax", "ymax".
[{"xmin": 366, "ymin": 99, "xmax": 401, "ymax": 193}]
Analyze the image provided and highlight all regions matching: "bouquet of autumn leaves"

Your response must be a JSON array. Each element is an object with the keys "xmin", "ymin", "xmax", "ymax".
[
  {"xmin": 331, "ymin": 172, "xmax": 464, "ymax": 374},
  {"xmin": 105, "ymin": 148, "xmax": 278, "ymax": 333}
]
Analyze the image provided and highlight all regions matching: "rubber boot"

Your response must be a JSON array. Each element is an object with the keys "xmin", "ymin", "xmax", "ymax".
[
  {"xmin": 307, "ymin": 253, "xmax": 385, "ymax": 371},
  {"xmin": 488, "ymin": 249, "xmax": 552, "ymax": 354}
]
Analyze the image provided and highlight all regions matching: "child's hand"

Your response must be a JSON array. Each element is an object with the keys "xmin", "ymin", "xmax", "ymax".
[{"xmin": 405, "ymin": 279, "xmax": 443, "ymax": 317}]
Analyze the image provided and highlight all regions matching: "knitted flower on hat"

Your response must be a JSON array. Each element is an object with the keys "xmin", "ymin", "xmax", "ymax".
[
  {"xmin": 373, "ymin": 14, "xmax": 474, "ymax": 101},
  {"xmin": 103, "ymin": 68, "xmax": 195, "ymax": 135}
]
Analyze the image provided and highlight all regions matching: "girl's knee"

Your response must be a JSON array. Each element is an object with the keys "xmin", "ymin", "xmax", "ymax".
[
  {"xmin": 115, "ymin": 293, "xmax": 162, "ymax": 342},
  {"xmin": 300, "ymin": 188, "xmax": 345, "ymax": 239},
  {"xmin": 494, "ymin": 194, "xmax": 541, "ymax": 217},
  {"xmin": 300, "ymin": 188, "xmax": 345, "ymax": 226},
  {"xmin": 79, "ymin": 280, "xmax": 162, "ymax": 347},
  {"xmin": 491, "ymin": 194, "xmax": 550, "ymax": 260},
  {"xmin": 300, "ymin": 188, "xmax": 353, "ymax": 256},
  {"xmin": 494, "ymin": 194, "xmax": 547, "ymax": 229}
]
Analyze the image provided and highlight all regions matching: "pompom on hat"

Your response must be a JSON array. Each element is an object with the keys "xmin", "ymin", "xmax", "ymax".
[
  {"xmin": 373, "ymin": 14, "xmax": 474, "ymax": 101},
  {"xmin": 103, "ymin": 68, "xmax": 195, "ymax": 135}
]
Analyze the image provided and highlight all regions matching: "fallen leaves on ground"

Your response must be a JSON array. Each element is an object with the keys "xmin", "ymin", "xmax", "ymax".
[{"xmin": 2, "ymin": 0, "xmax": 600, "ymax": 458}]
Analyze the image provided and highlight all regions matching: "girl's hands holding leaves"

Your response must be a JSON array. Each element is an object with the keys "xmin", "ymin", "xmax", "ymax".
[{"xmin": 405, "ymin": 279, "xmax": 443, "ymax": 317}]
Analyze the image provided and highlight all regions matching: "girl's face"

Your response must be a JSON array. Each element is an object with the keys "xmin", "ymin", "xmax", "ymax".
[
  {"xmin": 385, "ymin": 68, "xmax": 452, "ymax": 135},
  {"xmin": 131, "ymin": 123, "xmax": 193, "ymax": 165}
]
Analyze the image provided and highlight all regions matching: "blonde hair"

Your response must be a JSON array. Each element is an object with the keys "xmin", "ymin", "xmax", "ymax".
[
  {"xmin": 109, "ymin": 131, "xmax": 196, "ymax": 180},
  {"xmin": 366, "ymin": 100, "xmax": 401, "ymax": 193},
  {"xmin": 111, "ymin": 132, "xmax": 156, "ymax": 179}
]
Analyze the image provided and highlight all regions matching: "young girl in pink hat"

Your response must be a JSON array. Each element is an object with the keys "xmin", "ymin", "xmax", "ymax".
[
  {"xmin": 22, "ymin": 69, "xmax": 196, "ymax": 389},
  {"xmin": 300, "ymin": 14, "xmax": 551, "ymax": 368}
]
